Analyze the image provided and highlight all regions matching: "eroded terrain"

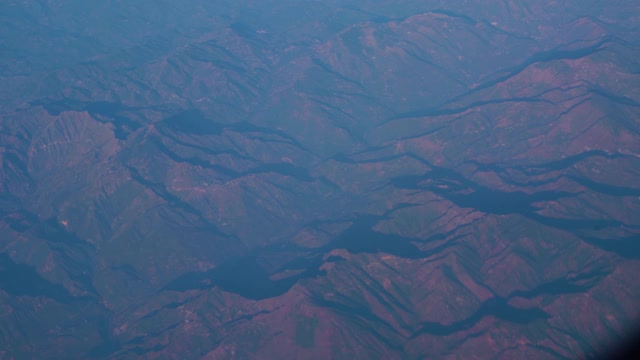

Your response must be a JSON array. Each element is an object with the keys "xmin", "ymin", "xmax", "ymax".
[{"xmin": 1, "ymin": 1, "xmax": 640, "ymax": 358}]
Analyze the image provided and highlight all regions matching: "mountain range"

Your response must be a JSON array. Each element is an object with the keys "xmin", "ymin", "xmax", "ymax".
[{"xmin": 1, "ymin": 1, "xmax": 640, "ymax": 358}]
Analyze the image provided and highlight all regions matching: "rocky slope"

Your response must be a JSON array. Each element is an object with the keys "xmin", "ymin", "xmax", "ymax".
[{"xmin": 1, "ymin": 0, "xmax": 640, "ymax": 358}]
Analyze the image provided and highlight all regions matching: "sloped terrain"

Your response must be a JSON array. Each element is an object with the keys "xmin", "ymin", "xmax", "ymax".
[{"xmin": 1, "ymin": 1, "xmax": 640, "ymax": 359}]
